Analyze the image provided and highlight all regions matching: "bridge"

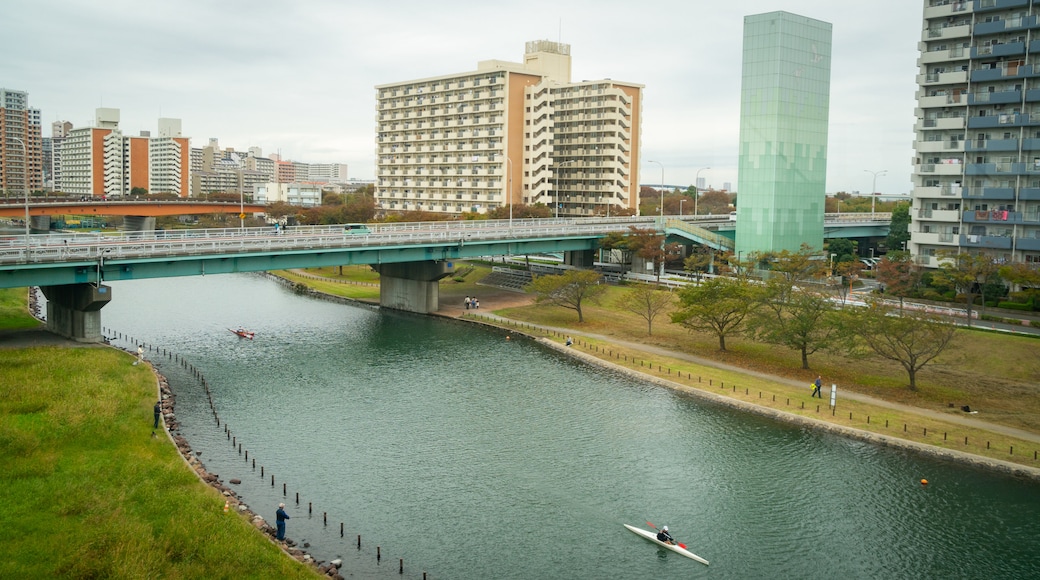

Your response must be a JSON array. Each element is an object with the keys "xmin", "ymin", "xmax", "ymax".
[
  {"xmin": 0, "ymin": 214, "xmax": 889, "ymax": 342},
  {"xmin": 0, "ymin": 200, "xmax": 268, "ymax": 232}
]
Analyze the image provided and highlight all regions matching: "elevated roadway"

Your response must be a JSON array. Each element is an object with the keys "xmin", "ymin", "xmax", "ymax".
[
  {"xmin": 0, "ymin": 200, "xmax": 266, "ymax": 218},
  {"xmin": 0, "ymin": 213, "xmax": 890, "ymax": 341}
]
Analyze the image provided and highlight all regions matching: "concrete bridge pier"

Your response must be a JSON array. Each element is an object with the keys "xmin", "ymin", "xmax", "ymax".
[
  {"xmin": 124, "ymin": 216, "xmax": 157, "ymax": 231},
  {"xmin": 40, "ymin": 283, "xmax": 112, "ymax": 342},
  {"xmin": 29, "ymin": 215, "xmax": 51, "ymax": 232},
  {"xmin": 563, "ymin": 249, "xmax": 596, "ymax": 268},
  {"xmin": 374, "ymin": 261, "xmax": 455, "ymax": 313},
  {"xmin": 375, "ymin": 261, "xmax": 454, "ymax": 314}
]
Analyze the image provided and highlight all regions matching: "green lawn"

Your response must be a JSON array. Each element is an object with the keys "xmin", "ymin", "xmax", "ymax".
[{"xmin": 0, "ymin": 346, "xmax": 319, "ymax": 578}]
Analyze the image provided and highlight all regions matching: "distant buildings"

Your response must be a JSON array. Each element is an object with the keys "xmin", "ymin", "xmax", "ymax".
[
  {"xmin": 0, "ymin": 88, "xmax": 43, "ymax": 196},
  {"xmin": 736, "ymin": 11, "xmax": 832, "ymax": 256},
  {"xmin": 0, "ymin": 93, "xmax": 351, "ymax": 200},
  {"xmin": 911, "ymin": 0, "xmax": 1040, "ymax": 267},
  {"xmin": 374, "ymin": 40, "xmax": 643, "ymax": 216}
]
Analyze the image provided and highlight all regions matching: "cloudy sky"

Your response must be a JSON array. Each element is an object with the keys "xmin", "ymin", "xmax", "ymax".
[{"xmin": 3, "ymin": 0, "xmax": 921, "ymax": 195}]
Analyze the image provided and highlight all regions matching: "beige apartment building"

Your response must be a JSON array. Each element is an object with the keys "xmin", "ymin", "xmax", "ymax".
[{"xmin": 375, "ymin": 40, "xmax": 643, "ymax": 217}]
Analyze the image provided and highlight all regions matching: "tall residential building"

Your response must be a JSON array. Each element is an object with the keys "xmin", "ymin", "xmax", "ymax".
[
  {"xmin": 911, "ymin": 0, "xmax": 1040, "ymax": 267},
  {"xmin": 375, "ymin": 40, "xmax": 643, "ymax": 216},
  {"xmin": 0, "ymin": 88, "xmax": 43, "ymax": 196},
  {"xmin": 59, "ymin": 109, "xmax": 189, "ymax": 197},
  {"xmin": 45, "ymin": 121, "xmax": 72, "ymax": 190},
  {"xmin": 736, "ymin": 12, "xmax": 832, "ymax": 256},
  {"xmin": 149, "ymin": 118, "xmax": 190, "ymax": 196}
]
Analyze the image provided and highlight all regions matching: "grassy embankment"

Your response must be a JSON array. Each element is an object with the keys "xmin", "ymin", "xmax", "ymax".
[
  {"xmin": 291, "ymin": 264, "xmax": 1040, "ymax": 471},
  {"xmin": 0, "ymin": 290, "xmax": 318, "ymax": 578}
]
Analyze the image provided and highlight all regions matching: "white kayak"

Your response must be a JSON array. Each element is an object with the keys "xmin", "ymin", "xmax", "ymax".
[{"xmin": 624, "ymin": 524, "xmax": 709, "ymax": 565}]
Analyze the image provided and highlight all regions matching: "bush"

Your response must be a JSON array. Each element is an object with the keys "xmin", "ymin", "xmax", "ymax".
[{"xmin": 997, "ymin": 300, "xmax": 1035, "ymax": 311}]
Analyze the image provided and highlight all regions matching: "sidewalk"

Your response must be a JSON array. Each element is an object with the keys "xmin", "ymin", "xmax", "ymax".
[{"xmin": 458, "ymin": 309, "xmax": 1040, "ymax": 446}]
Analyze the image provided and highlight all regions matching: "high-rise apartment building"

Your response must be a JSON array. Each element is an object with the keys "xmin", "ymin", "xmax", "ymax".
[
  {"xmin": 59, "ymin": 109, "xmax": 190, "ymax": 198},
  {"xmin": 375, "ymin": 40, "xmax": 643, "ymax": 216},
  {"xmin": 736, "ymin": 12, "xmax": 832, "ymax": 256},
  {"xmin": 912, "ymin": 0, "xmax": 1040, "ymax": 266},
  {"xmin": 0, "ymin": 88, "xmax": 43, "ymax": 196}
]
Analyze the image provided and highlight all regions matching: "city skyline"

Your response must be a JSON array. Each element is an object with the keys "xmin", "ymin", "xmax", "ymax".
[{"xmin": 2, "ymin": 0, "xmax": 920, "ymax": 194}]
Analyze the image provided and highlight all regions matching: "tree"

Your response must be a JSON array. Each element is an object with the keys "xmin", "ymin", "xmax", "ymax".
[
  {"xmin": 833, "ymin": 259, "xmax": 864, "ymax": 306},
  {"xmin": 999, "ymin": 262, "xmax": 1040, "ymax": 305},
  {"xmin": 671, "ymin": 277, "xmax": 757, "ymax": 350},
  {"xmin": 841, "ymin": 300, "xmax": 957, "ymax": 390},
  {"xmin": 875, "ymin": 251, "xmax": 921, "ymax": 313},
  {"xmin": 525, "ymin": 270, "xmax": 606, "ymax": 323},
  {"xmin": 696, "ymin": 189, "xmax": 733, "ymax": 215},
  {"xmin": 745, "ymin": 245, "xmax": 838, "ymax": 369},
  {"xmin": 682, "ymin": 244, "xmax": 717, "ymax": 278},
  {"xmin": 615, "ymin": 284, "xmax": 674, "ymax": 336},
  {"xmin": 598, "ymin": 231, "xmax": 632, "ymax": 265},
  {"xmin": 931, "ymin": 251, "xmax": 1002, "ymax": 327},
  {"xmin": 827, "ymin": 238, "xmax": 856, "ymax": 266},
  {"xmin": 486, "ymin": 204, "xmax": 551, "ymax": 220},
  {"xmin": 885, "ymin": 202, "xmax": 911, "ymax": 252},
  {"xmin": 624, "ymin": 227, "xmax": 666, "ymax": 282}
]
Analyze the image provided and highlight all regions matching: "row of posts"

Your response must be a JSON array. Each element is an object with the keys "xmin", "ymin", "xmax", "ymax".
[
  {"xmin": 468, "ymin": 317, "xmax": 1038, "ymax": 463},
  {"xmin": 105, "ymin": 328, "xmax": 432, "ymax": 578}
]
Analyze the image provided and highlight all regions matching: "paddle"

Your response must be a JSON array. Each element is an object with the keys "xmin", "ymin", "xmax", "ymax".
[{"xmin": 645, "ymin": 521, "xmax": 687, "ymax": 550}]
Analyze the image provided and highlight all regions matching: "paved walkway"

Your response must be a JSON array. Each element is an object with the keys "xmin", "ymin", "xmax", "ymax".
[{"xmin": 452, "ymin": 307, "xmax": 1040, "ymax": 446}]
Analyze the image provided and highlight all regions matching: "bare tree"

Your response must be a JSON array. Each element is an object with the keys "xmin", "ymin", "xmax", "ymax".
[
  {"xmin": 525, "ymin": 270, "xmax": 606, "ymax": 323},
  {"xmin": 842, "ymin": 300, "xmax": 958, "ymax": 391},
  {"xmin": 616, "ymin": 283, "xmax": 674, "ymax": 336},
  {"xmin": 932, "ymin": 251, "xmax": 1002, "ymax": 327}
]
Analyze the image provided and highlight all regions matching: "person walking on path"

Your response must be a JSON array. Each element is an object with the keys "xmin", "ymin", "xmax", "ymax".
[
  {"xmin": 153, "ymin": 401, "xmax": 162, "ymax": 429},
  {"xmin": 276, "ymin": 503, "xmax": 290, "ymax": 541},
  {"xmin": 812, "ymin": 376, "xmax": 823, "ymax": 398}
]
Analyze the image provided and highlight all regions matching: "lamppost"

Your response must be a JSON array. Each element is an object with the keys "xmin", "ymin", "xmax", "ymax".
[
  {"xmin": 679, "ymin": 199, "xmax": 685, "ymax": 216},
  {"xmin": 554, "ymin": 160, "xmax": 576, "ymax": 219},
  {"xmin": 648, "ymin": 160, "xmax": 664, "ymax": 217},
  {"xmin": 830, "ymin": 253, "xmax": 837, "ymax": 277},
  {"xmin": 695, "ymin": 166, "xmax": 710, "ymax": 216},
  {"xmin": 864, "ymin": 169, "xmax": 887, "ymax": 218},
  {"xmin": 10, "ymin": 136, "xmax": 29, "ymax": 253}
]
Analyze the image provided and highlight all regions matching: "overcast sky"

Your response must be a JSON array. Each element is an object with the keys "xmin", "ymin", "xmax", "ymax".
[{"xmin": 3, "ymin": 0, "xmax": 921, "ymax": 195}]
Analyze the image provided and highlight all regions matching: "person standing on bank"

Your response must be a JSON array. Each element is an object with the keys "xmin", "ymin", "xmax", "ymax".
[
  {"xmin": 812, "ymin": 375, "xmax": 823, "ymax": 398},
  {"xmin": 153, "ymin": 401, "xmax": 162, "ymax": 429},
  {"xmin": 134, "ymin": 345, "xmax": 144, "ymax": 366},
  {"xmin": 276, "ymin": 503, "xmax": 290, "ymax": 541}
]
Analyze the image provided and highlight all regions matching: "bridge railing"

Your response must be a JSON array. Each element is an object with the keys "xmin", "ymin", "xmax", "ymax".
[{"xmin": 0, "ymin": 213, "xmax": 886, "ymax": 266}]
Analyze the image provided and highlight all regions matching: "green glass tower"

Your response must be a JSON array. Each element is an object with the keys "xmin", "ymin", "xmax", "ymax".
[{"xmin": 736, "ymin": 11, "xmax": 832, "ymax": 257}]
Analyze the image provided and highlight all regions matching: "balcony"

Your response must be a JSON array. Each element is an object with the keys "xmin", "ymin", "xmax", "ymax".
[
  {"xmin": 972, "ymin": 41, "xmax": 1026, "ymax": 58},
  {"xmin": 1020, "ymin": 187, "xmax": 1040, "ymax": 199},
  {"xmin": 1017, "ymin": 236, "xmax": 1040, "ymax": 250},
  {"xmin": 967, "ymin": 112, "xmax": 1026, "ymax": 128},
  {"xmin": 918, "ymin": 117, "xmax": 966, "ymax": 131},
  {"xmin": 923, "ymin": 24, "xmax": 972, "ymax": 42},
  {"xmin": 924, "ymin": 0, "xmax": 971, "ymax": 18},
  {"xmin": 974, "ymin": 0, "xmax": 1030, "ymax": 14},
  {"xmin": 968, "ymin": 89, "xmax": 1023, "ymax": 105},
  {"xmin": 962, "ymin": 184, "xmax": 1017, "ymax": 199},
  {"xmin": 961, "ymin": 233, "xmax": 1013, "ymax": 249},
  {"xmin": 965, "ymin": 137, "xmax": 1018, "ymax": 152},
  {"xmin": 918, "ymin": 209, "xmax": 963, "ymax": 222},
  {"xmin": 919, "ymin": 70, "xmax": 968, "ymax": 85},
  {"xmin": 918, "ymin": 161, "xmax": 966, "ymax": 175},
  {"xmin": 963, "ymin": 209, "xmax": 1020, "ymax": 222}
]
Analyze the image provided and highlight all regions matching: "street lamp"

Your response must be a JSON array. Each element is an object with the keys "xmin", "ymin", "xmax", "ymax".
[
  {"xmin": 10, "ymin": 136, "xmax": 29, "ymax": 254},
  {"xmin": 695, "ymin": 167, "xmax": 710, "ymax": 216},
  {"xmin": 679, "ymin": 199, "xmax": 685, "ymax": 216},
  {"xmin": 554, "ymin": 160, "xmax": 576, "ymax": 219},
  {"xmin": 648, "ymin": 160, "xmax": 664, "ymax": 217},
  {"xmin": 864, "ymin": 169, "xmax": 887, "ymax": 218},
  {"xmin": 830, "ymin": 253, "xmax": 837, "ymax": 277}
]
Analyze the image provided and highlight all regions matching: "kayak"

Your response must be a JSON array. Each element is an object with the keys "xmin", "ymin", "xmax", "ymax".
[
  {"xmin": 624, "ymin": 524, "xmax": 709, "ymax": 565},
  {"xmin": 229, "ymin": 328, "xmax": 255, "ymax": 339}
]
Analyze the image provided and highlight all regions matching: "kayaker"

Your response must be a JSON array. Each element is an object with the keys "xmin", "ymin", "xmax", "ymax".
[{"xmin": 657, "ymin": 525, "xmax": 676, "ymax": 545}]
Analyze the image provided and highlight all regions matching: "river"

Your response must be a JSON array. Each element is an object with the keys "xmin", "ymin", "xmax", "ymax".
[{"xmin": 98, "ymin": 273, "xmax": 1040, "ymax": 579}]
